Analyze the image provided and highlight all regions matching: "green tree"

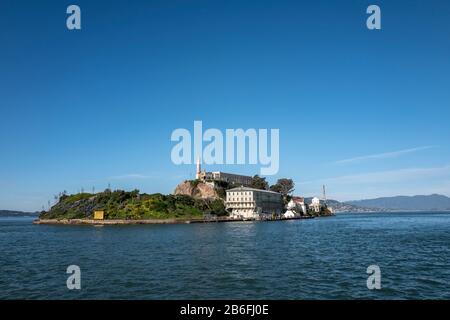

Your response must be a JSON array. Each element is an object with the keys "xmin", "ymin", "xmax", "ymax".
[
  {"xmin": 270, "ymin": 178, "xmax": 295, "ymax": 196},
  {"xmin": 250, "ymin": 175, "xmax": 269, "ymax": 190}
]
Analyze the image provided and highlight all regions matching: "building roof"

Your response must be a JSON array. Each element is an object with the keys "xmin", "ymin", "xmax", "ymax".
[
  {"xmin": 292, "ymin": 196, "xmax": 305, "ymax": 203},
  {"xmin": 226, "ymin": 186, "xmax": 281, "ymax": 195},
  {"xmin": 211, "ymin": 171, "xmax": 252, "ymax": 178}
]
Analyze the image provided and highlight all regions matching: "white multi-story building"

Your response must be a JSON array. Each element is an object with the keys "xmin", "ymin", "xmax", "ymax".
[
  {"xmin": 310, "ymin": 197, "xmax": 321, "ymax": 213},
  {"xmin": 226, "ymin": 187, "xmax": 283, "ymax": 219}
]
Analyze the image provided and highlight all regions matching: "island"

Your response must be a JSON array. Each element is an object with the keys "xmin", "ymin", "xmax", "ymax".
[{"xmin": 34, "ymin": 164, "xmax": 334, "ymax": 225}]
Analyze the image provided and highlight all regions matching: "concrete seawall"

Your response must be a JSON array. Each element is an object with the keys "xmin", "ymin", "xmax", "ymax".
[
  {"xmin": 33, "ymin": 218, "xmax": 242, "ymax": 225},
  {"xmin": 34, "ymin": 218, "xmax": 182, "ymax": 225}
]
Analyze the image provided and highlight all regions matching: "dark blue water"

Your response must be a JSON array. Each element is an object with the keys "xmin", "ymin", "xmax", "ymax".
[{"xmin": 0, "ymin": 213, "xmax": 449, "ymax": 299}]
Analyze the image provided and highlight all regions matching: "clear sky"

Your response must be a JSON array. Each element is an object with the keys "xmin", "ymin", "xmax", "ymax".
[{"xmin": 1, "ymin": 0, "xmax": 450, "ymax": 211}]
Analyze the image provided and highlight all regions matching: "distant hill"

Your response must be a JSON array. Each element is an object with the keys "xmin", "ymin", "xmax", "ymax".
[
  {"xmin": 0, "ymin": 210, "xmax": 38, "ymax": 217},
  {"xmin": 346, "ymin": 194, "xmax": 450, "ymax": 211},
  {"xmin": 304, "ymin": 197, "xmax": 384, "ymax": 213}
]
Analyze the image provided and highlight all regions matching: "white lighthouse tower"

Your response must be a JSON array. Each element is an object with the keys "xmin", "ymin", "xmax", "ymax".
[{"xmin": 195, "ymin": 157, "xmax": 201, "ymax": 180}]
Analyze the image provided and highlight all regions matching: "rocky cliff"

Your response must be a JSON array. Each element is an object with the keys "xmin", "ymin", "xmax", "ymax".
[{"xmin": 174, "ymin": 180, "xmax": 222, "ymax": 200}]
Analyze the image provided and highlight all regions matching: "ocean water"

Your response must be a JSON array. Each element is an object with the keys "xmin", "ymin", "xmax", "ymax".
[{"xmin": 0, "ymin": 212, "xmax": 449, "ymax": 300}]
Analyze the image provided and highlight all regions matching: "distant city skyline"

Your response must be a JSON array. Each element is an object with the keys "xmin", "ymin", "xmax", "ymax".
[{"xmin": 1, "ymin": 0, "xmax": 450, "ymax": 211}]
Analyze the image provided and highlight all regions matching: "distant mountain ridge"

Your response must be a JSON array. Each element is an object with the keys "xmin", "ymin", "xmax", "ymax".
[
  {"xmin": 0, "ymin": 210, "xmax": 38, "ymax": 217},
  {"xmin": 346, "ymin": 194, "xmax": 450, "ymax": 211}
]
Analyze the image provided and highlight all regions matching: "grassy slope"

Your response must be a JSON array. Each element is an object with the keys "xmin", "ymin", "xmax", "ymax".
[{"xmin": 39, "ymin": 190, "xmax": 227, "ymax": 220}]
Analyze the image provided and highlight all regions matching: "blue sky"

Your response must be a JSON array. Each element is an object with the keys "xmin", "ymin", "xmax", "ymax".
[{"xmin": 1, "ymin": 0, "xmax": 450, "ymax": 211}]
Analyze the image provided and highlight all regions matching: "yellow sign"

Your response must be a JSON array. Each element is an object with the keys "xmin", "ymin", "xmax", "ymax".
[{"xmin": 93, "ymin": 210, "xmax": 104, "ymax": 220}]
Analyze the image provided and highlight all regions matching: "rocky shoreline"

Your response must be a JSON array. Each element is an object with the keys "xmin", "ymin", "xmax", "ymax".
[
  {"xmin": 33, "ymin": 215, "xmax": 317, "ymax": 226},
  {"xmin": 33, "ymin": 218, "xmax": 188, "ymax": 225}
]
